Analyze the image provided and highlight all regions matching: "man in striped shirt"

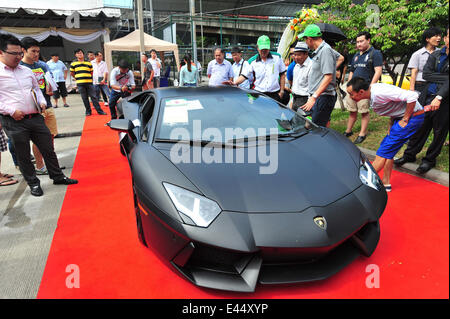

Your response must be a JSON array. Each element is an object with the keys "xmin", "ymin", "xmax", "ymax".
[{"xmin": 70, "ymin": 49, "xmax": 106, "ymax": 116}]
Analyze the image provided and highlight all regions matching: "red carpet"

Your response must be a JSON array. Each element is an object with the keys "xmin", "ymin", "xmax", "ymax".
[{"xmin": 37, "ymin": 109, "xmax": 449, "ymax": 299}]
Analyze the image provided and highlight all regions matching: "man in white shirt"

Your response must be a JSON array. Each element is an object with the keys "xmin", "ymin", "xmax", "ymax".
[
  {"xmin": 149, "ymin": 49, "xmax": 162, "ymax": 88},
  {"xmin": 108, "ymin": 59, "xmax": 136, "ymax": 119},
  {"xmin": 407, "ymin": 27, "xmax": 442, "ymax": 94},
  {"xmin": 289, "ymin": 42, "xmax": 312, "ymax": 112},
  {"xmin": 230, "ymin": 46, "xmax": 251, "ymax": 89},
  {"xmin": 346, "ymin": 77, "xmax": 425, "ymax": 191},
  {"xmin": 207, "ymin": 48, "xmax": 234, "ymax": 87},
  {"xmin": 249, "ymin": 35, "xmax": 286, "ymax": 102},
  {"xmin": 91, "ymin": 51, "xmax": 110, "ymax": 106},
  {"xmin": 87, "ymin": 51, "xmax": 95, "ymax": 62}
]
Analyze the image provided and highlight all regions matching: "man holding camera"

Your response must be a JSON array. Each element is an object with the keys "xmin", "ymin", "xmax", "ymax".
[{"xmin": 109, "ymin": 59, "xmax": 136, "ymax": 120}]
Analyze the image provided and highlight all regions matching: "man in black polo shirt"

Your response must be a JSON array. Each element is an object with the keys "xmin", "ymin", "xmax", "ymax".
[
  {"xmin": 344, "ymin": 31, "xmax": 383, "ymax": 144},
  {"xmin": 70, "ymin": 48, "xmax": 106, "ymax": 116}
]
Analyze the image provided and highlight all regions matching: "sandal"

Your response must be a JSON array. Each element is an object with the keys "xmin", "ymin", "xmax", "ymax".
[
  {"xmin": 0, "ymin": 178, "xmax": 18, "ymax": 186},
  {"xmin": 383, "ymin": 184, "xmax": 392, "ymax": 192}
]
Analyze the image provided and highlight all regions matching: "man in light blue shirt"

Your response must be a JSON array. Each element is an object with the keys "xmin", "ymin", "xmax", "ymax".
[
  {"xmin": 47, "ymin": 53, "xmax": 69, "ymax": 108},
  {"xmin": 230, "ymin": 46, "xmax": 251, "ymax": 89},
  {"xmin": 207, "ymin": 48, "xmax": 233, "ymax": 86}
]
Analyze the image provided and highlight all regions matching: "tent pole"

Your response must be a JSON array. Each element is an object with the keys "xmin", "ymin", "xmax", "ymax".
[
  {"xmin": 137, "ymin": 0, "xmax": 145, "ymax": 77},
  {"xmin": 149, "ymin": 0, "xmax": 154, "ymax": 36},
  {"xmin": 189, "ymin": 0, "xmax": 198, "ymax": 66}
]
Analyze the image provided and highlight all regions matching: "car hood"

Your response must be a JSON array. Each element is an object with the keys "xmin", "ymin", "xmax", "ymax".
[{"xmin": 157, "ymin": 130, "xmax": 362, "ymax": 213}]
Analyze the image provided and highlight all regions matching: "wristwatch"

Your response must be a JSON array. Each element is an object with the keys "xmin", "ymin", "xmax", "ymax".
[{"xmin": 436, "ymin": 95, "xmax": 443, "ymax": 101}]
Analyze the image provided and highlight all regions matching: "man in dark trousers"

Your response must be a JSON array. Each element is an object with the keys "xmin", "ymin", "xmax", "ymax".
[
  {"xmin": 70, "ymin": 48, "xmax": 107, "ymax": 116},
  {"xmin": 0, "ymin": 34, "xmax": 78, "ymax": 196},
  {"xmin": 395, "ymin": 26, "xmax": 449, "ymax": 174},
  {"xmin": 298, "ymin": 24, "xmax": 337, "ymax": 127}
]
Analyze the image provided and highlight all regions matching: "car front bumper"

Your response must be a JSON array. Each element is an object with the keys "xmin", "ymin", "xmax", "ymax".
[{"xmin": 136, "ymin": 184, "xmax": 387, "ymax": 292}]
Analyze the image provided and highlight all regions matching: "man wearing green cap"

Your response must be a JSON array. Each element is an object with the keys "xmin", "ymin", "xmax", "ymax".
[
  {"xmin": 298, "ymin": 24, "xmax": 337, "ymax": 127},
  {"xmin": 247, "ymin": 35, "xmax": 286, "ymax": 102}
]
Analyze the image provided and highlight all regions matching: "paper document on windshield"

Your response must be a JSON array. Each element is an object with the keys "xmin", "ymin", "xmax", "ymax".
[
  {"xmin": 166, "ymin": 99, "xmax": 203, "ymax": 111},
  {"xmin": 163, "ymin": 107, "xmax": 188, "ymax": 124}
]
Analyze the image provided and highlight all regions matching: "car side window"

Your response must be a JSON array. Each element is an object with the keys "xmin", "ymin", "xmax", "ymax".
[{"xmin": 140, "ymin": 95, "xmax": 155, "ymax": 142}]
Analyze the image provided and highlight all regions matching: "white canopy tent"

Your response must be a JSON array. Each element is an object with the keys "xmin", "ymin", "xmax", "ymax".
[{"xmin": 104, "ymin": 30, "xmax": 180, "ymax": 73}]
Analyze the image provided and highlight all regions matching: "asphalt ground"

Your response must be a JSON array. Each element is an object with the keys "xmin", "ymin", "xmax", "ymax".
[{"xmin": 0, "ymin": 91, "xmax": 448, "ymax": 299}]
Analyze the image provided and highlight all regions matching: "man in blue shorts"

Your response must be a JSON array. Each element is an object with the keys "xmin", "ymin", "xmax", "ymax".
[{"xmin": 346, "ymin": 77, "xmax": 425, "ymax": 192}]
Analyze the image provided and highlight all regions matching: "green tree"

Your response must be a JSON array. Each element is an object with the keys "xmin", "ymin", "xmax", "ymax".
[{"xmin": 311, "ymin": 0, "xmax": 448, "ymax": 86}]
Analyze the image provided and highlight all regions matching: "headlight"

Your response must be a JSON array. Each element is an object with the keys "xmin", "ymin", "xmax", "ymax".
[
  {"xmin": 163, "ymin": 183, "xmax": 222, "ymax": 227},
  {"xmin": 359, "ymin": 154, "xmax": 383, "ymax": 191}
]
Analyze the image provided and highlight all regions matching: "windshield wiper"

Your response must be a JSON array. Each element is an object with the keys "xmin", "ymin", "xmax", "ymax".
[
  {"xmin": 154, "ymin": 138, "xmax": 231, "ymax": 148},
  {"xmin": 278, "ymin": 130, "xmax": 309, "ymax": 139},
  {"xmin": 228, "ymin": 130, "xmax": 309, "ymax": 144}
]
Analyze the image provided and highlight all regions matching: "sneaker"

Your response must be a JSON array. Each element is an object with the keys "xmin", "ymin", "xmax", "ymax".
[
  {"xmin": 383, "ymin": 184, "xmax": 392, "ymax": 192},
  {"xmin": 97, "ymin": 110, "xmax": 107, "ymax": 115},
  {"xmin": 36, "ymin": 166, "xmax": 48, "ymax": 175},
  {"xmin": 104, "ymin": 102, "xmax": 109, "ymax": 106},
  {"xmin": 64, "ymin": 104, "xmax": 70, "ymax": 108},
  {"xmin": 54, "ymin": 105, "xmax": 58, "ymax": 108}
]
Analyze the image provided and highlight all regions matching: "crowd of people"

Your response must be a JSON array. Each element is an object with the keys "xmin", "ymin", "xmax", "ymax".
[
  {"xmin": 0, "ymin": 32, "xmax": 167, "ymax": 194},
  {"xmin": 0, "ymin": 22, "xmax": 448, "ymax": 194},
  {"xmin": 202, "ymin": 24, "xmax": 449, "ymax": 191}
]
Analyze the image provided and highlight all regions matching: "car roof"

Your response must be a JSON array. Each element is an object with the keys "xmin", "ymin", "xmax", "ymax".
[{"xmin": 151, "ymin": 86, "xmax": 253, "ymax": 99}]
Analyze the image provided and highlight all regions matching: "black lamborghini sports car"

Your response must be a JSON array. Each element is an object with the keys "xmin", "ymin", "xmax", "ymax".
[{"xmin": 108, "ymin": 86, "xmax": 387, "ymax": 292}]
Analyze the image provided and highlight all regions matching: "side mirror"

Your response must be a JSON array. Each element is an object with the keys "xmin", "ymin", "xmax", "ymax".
[
  {"xmin": 106, "ymin": 119, "xmax": 135, "ymax": 131},
  {"xmin": 107, "ymin": 119, "xmax": 137, "ymax": 142}
]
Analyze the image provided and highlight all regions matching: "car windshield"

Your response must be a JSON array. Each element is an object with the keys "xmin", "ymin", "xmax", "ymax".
[{"xmin": 155, "ymin": 92, "xmax": 316, "ymax": 144}]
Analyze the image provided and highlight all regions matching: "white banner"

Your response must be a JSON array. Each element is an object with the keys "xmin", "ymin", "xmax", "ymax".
[{"xmin": 0, "ymin": 29, "xmax": 108, "ymax": 44}]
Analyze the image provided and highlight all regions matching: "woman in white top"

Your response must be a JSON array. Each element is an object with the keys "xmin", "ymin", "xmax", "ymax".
[{"xmin": 179, "ymin": 55, "xmax": 198, "ymax": 87}]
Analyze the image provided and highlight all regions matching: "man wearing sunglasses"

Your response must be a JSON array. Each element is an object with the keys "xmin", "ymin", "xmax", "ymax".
[{"xmin": 0, "ymin": 34, "xmax": 78, "ymax": 197}]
